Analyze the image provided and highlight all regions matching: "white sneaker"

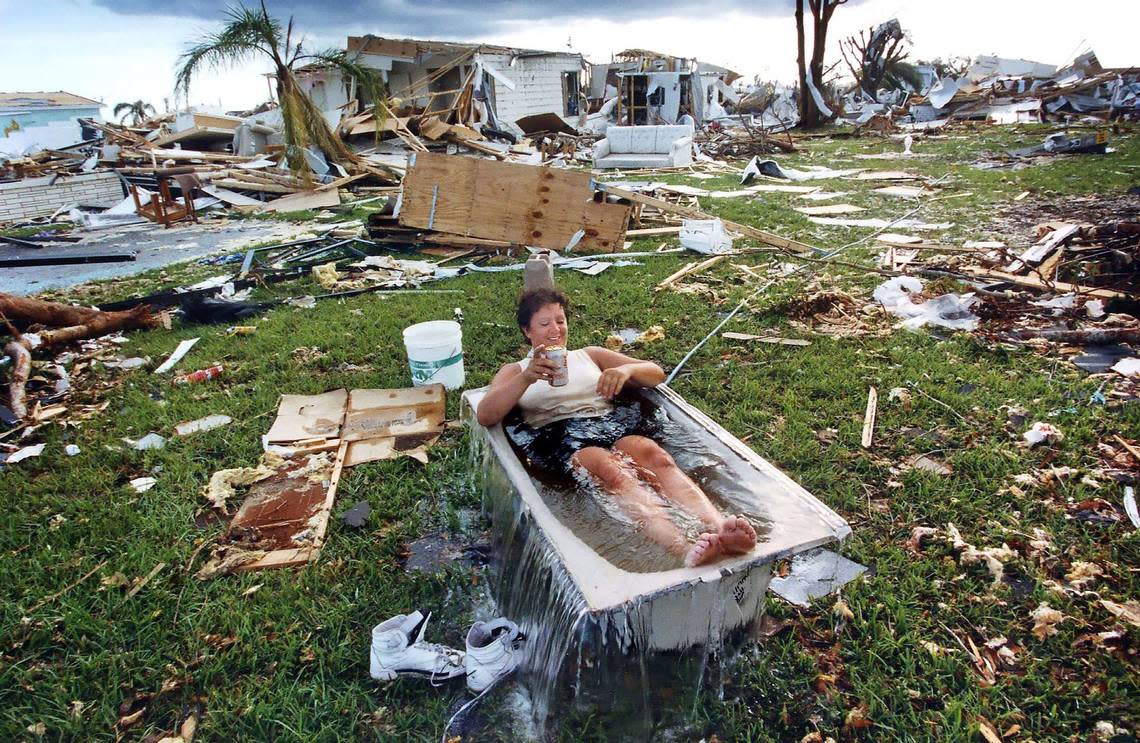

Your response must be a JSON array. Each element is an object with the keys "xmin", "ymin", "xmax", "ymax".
[
  {"xmin": 369, "ymin": 610, "xmax": 466, "ymax": 683},
  {"xmin": 464, "ymin": 618, "xmax": 526, "ymax": 692}
]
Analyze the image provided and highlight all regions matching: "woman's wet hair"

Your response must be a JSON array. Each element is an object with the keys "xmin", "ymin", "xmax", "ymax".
[{"xmin": 516, "ymin": 287, "xmax": 569, "ymax": 338}]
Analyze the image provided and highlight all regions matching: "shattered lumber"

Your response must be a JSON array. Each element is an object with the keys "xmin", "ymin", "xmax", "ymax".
[
  {"xmin": 598, "ymin": 184, "xmax": 816, "ymax": 256},
  {"xmin": 960, "ymin": 266, "xmax": 1132, "ymax": 300}
]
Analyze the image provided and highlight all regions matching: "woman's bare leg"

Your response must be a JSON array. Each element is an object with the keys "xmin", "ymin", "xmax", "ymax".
[
  {"xmin": 613, "ymin": 436, "xmax": 757, "ymax": 555},
  {"xmin": 571, "ymin": 447, "xmax": 723, "ymax": 566}
]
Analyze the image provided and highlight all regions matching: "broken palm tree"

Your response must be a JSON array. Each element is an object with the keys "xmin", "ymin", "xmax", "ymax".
[{"xmin": 198, "ymin": 385, "xmax": 446, "ymax": 577}]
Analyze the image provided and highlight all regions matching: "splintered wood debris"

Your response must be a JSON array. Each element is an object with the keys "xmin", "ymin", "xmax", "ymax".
[{"xmin": 197, "ymin": 384, "xmax": 446, "ymax": 577}]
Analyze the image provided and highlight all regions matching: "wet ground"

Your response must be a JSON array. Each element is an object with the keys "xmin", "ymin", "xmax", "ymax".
[{"xmin": 0, "ymin": 218, "xmax": 320, "ymax": 295}]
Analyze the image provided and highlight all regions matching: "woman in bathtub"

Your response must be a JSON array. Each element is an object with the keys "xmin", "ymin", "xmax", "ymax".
[{"xmin": 476, "ymin": 287, "xmax": 757, "ymax": 567}]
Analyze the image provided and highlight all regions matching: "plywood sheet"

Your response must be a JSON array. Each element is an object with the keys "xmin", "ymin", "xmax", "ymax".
[
  {"xmin": 399, "ymin": 152, "xmax": 629, "ymax": 252},
  {"xmin": 342, "ymin": 384, "xmax": 445, "ymax": 441},
  {"xmin": 265, "ymin": 389, "xmax": 347, "ymax": 443}
]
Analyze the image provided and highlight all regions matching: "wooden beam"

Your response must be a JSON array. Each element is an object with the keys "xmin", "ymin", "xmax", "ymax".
[
  {"xmin": 959, "ymin": 266, "xmax": 1131, "ymax": 300},
  {"xmin": 598, "ymin": 184, "xmax": 816, "ymax": 255},
  {"xmin": 861, "ymin": 386, "xmax": 878, "ymax": 449},
  {"xmin": 655, "ymin": 254, "xmax": 725, "ymax": 291}
]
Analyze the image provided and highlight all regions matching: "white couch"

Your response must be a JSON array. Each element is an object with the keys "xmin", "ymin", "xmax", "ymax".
[{"xmin": 593, "ymin": 125, "xmax": 694, "ymax": 169}]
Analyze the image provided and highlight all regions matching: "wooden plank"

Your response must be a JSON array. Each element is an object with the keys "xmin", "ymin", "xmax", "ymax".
[
  {"xmin": 627, "ymin": 226, "xmax": 683, "ymax": 236},
  {"xmin": 598, "ymin": 184, "xmax": 815, "ymax": 255},
  {"xmin": 655, "ymin": 254, "xmax": 725, "ymax": 291},
  {"xmin": 861, "ymin": 387, "xmax": 878, "ymax": 449},
  {"xmin": 259, "ymin": 188, "xmax": 341, "ymax": 213},
  {"xmin": 1004, "ymin": 223, "xmax": 1078, "ymax": 272},
  {"xmin": 230, "ymin": 446, "xmax": 346, "ymax": 573},
  {"xmin": 399, "ymin": 152, "xmax": 629, "ymax": 253},
  {"xmin": 959, "ymin": 266, "xmax": 1130, "ymax": 299},
  {"xmin": 721, "ymin": 332, "xmax": 811, "ymax": 346},
  {"xmin": 212, "ymin": 178, "xmax": 296, "ymax": 194}
]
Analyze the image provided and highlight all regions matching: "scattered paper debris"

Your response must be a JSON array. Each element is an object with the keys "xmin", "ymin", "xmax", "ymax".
[
  {"xmin": 1022, "ymin": 422, "xmax": 1063, "ymax": 447},
  {"xmin": 4, "ymin": 444, "xmax": 45, "ymax": 464},
  {"xmin": 1030, "ymin": 602, "xmax": 1066, "ymax": 639},
  {"xmin": 174, "ymin": 414, "xmax": 233, "ymax": 437},
  {"xmin": 130, "ymin": 433, "xmax": 167, "ymax": 451},
  {"xmin": 129, "ymin": 477, "xmax": 158, "ymax": 493},
  {"xmin": 154, "ymin": 338, "xmax": 200, "ymax": 374},
  {"xmin": 64, "ymin": 445, "xmax": 81, "ymax": 457}
]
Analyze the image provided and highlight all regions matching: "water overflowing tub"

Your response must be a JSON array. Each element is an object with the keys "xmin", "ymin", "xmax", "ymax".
[{"xmin": 462, "ymin": 385, "xmax": 851, "ymax": 720}]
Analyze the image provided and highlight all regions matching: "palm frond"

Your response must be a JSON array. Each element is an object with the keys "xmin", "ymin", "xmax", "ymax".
[
  {"xmin": 174, "ymin": 4, "xmax": 280, "ymax": 99},
  {"xmin": 883, "ymin": 61, "xmax": 924, "ymax": 94},
  {"xmin": 112, "ymin": 102, "xmax": 132, "ymax": 117}
]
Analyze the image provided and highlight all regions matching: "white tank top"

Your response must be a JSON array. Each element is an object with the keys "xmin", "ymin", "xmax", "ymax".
[{"xmin": 516, "ymin": 348, "xmax": 613, "ymax": 428}]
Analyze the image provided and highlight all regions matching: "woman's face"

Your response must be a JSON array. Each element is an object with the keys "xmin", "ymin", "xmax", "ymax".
[{"xmin": 523, "ymin": 302, "xmax": 568, "ymax": 348}]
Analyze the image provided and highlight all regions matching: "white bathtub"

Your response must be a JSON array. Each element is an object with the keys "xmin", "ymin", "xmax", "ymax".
[{"xmin": 462, "ymin": 384, "xmax": 850, "ymax": 653}]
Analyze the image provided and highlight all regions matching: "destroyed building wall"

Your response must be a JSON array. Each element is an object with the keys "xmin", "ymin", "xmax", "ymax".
[
  {"xmin": 482, "ymin": 54, "xmax": 583, "ymax": 127},
  {"xmin": 0, "ymin": 171, "xmax": 124, "ymax": 221}
]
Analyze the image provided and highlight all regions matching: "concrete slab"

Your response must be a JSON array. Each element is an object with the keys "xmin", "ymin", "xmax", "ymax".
[{"xmin": 0, "ymin": 219, "xmax": 323, "ymax": 296}]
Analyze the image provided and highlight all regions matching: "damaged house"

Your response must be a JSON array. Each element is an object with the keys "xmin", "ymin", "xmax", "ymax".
[
  {"xmin": 0, "ymin": 91, "xmax": 103, "ymax": 158},
  {"xmin": 587, "ymin": 49, "xmax": 741, "ymax": 127},
  {"xmin": 296, "ymin": 35, "xmax": 585, "ymax": 139}
]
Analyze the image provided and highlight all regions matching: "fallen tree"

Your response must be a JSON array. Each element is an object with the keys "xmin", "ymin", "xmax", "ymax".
[{"xmin": 1, "ymin": 293, "xmax": 161, "ymax": 419}]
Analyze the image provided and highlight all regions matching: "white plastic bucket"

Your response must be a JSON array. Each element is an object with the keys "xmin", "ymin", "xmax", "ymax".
[{"xmin": 402, "ymin": 320, "xmax": 465, "ymax": 390}]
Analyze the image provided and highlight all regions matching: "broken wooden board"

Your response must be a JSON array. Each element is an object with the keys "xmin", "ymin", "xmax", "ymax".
[
  {"xmin": 399, "ymin": 151, "xmax": 629, "ymax": 253},
  {"xmin": 877, "ymin": 233, "xmax": 923, "ymax": 245},
  {"xmin": 342, "ymin": 385, "xmax": 445, "ymax": 441},
  {"xmin": 960, "ymin": 266, "xmax": 1130, "ymax": 299},
  {"xmin": 851, "ymin": 171, "xmax": 921, "ymax": 181},
  {"xmin": 210, "ymin": 450, "xmax": 343, "ymax": 575},
  {"xmin": 794, "ymin": 203, "xmax": 866, "ymax": 216},
  {"xmin": 258, "ymin": 187, "xmax": 341, "ymax": 213},
  {"xmin": 345, "ymin": 430, "xmax": 443, "ymax": 467},
  {"xmin": 873, "ymin": 185, "xmax": 930, "ymax": 199},
  {"xmin": 861, "ymin": 387, "xmax": 878, "ymax": 449},
  {"xmin": 1003, "ymin": 223, "xmax": 1078, "ymax": 273},
  {"xmin": 265, "ymin": 389, "xmax": 347, "ymax": 443}
]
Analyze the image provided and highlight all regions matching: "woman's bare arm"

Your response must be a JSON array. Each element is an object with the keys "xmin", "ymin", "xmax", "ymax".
[
  {"xmin": 584, "ymin": 346, "xmax": 665, "ymax": 398},
  {"xmin": 476, "ymin": 354, "xmax": 559, "ymax": 427}
]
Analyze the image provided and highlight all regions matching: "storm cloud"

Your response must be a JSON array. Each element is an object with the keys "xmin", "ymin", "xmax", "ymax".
[{"xmin": 91, "ymin": 0, "xmax": 824, "ymax": 41}]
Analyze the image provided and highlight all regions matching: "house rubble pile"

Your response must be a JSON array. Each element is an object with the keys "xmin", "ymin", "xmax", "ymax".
[{"xmin": 837, "ymin": 46, "xmax": 1139, "ymax": 130}]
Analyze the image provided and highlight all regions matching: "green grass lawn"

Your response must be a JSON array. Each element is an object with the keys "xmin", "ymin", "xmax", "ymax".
[{"xmin": 1, "ymin": 126, "xmax": 1138, "ymax": 742}]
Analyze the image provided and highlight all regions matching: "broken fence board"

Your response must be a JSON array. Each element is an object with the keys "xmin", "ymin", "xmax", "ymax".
[{"xmin": 259, "ymin": 188, "xmax": 341, "ymax": 213}]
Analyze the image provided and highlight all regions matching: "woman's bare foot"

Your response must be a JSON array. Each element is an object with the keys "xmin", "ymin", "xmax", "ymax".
[
  {"xmin": 684, "ymin": 532, "xmax": 724, "ymax": 567},
  {"xmin": 718, "ymin": 516, "xmax": 757, "ymax": 555}
]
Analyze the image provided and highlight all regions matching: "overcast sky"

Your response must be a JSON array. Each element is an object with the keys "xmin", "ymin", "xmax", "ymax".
[{"xmin": 0, "ymin": 0, "xmax": 1133, "ymax": 116}]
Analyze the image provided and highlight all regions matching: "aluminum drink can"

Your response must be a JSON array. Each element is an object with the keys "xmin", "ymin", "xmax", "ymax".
[
  {"xmin": 545, "ymin": 346, "xmax": 568, "ymax": 387},
  {"xmin": 174, "ymin": 364, "xmax": 223, "ymax": 385}
]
